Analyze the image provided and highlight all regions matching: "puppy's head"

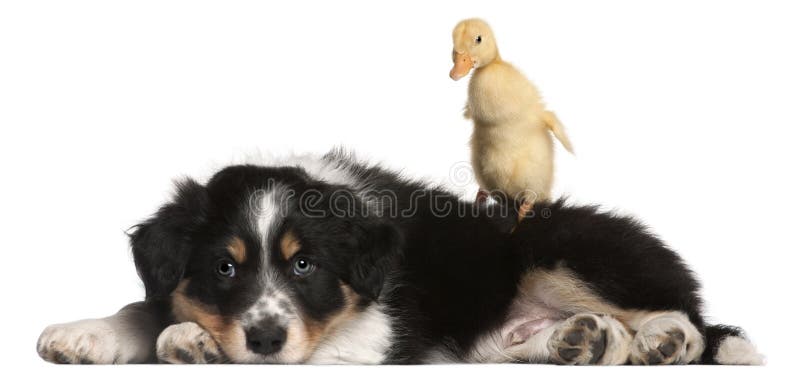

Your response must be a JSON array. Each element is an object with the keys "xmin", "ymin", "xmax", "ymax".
[{"xmin": 129, "ymin": 165, "xmax": 399, "ymax": 363}]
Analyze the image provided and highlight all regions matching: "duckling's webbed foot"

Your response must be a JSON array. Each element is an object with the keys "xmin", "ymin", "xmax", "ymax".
[
  {"xmin": 475, "ymin": 189, "xmax": 489, "ymax": 205},
  {"xmin": 517, "ymin": 200, "xmax": 535, "ymax": 223}
]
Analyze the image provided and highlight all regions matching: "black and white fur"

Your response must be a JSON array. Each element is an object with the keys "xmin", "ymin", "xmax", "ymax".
[{"xmin": 36, "ymin": 151, "xmax": 763, "ymax": 365}]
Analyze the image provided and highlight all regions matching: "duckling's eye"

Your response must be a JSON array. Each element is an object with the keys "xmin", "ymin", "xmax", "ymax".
[
  {"xmin": 216, "ymin": 259, "xmax": 236, "ymax": 278},
  {"xmin": 475, "ymin": 35, "xmax": 482, "ymax": 44},
  {"xmin": 292, "ymin": 256, "xmax": 315, "ymax": 277}
]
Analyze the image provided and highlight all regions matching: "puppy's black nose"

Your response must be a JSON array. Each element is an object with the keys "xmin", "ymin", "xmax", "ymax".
[{"xmin": 245, "ymin": 325, "xmax": 287, "ymax": 355}]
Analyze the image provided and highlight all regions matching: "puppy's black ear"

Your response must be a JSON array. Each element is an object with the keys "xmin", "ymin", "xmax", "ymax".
[
  {"xmin": 129, "ymin": 179, "xmax": 208, "ymax": 300},
  {"xmin": 347, "ymin": 219, "xmax": 402, "ymax": 301}
]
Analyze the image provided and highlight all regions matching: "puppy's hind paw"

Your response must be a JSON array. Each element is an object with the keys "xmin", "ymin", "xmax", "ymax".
[
  {"xmin": 548, "ymin": 314, "xmax": 607, "ymax": 365},
  {"xmin": 630, "ymin": 314, "xmax": 703, "ymax": 365}
]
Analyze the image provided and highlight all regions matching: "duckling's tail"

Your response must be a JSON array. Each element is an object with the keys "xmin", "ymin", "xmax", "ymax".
[{"xmin": 543, "ymin": 111, "xmax": 574, "ymax": 154}]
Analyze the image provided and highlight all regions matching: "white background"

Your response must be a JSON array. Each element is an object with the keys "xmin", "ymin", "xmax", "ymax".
[{"xmin": 1, "ymin": 0, "xmax": 798, "ymax": 377}]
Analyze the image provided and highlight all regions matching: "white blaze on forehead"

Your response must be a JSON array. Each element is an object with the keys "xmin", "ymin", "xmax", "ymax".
[
  {"xmin": 239, "ymin": 187, "xmax": 310, "ymax": 364},
  {"xmin": 250, "ymin": 186, "xmax": 290, "ymax": 249},
  {"xmin": 246, "ymin": 186, "xmax": 299, "ymax": 323}
]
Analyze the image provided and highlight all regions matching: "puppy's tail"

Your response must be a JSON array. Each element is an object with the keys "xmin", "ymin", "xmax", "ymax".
[{"xmin": 700, "ymin": 324, "xmax": 764, "ymax": 365}]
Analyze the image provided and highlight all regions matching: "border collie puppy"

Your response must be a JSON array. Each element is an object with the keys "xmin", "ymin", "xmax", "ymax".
[{"xmin": 37, "ymin": 151, "xmax": 763, "ymax": 365}]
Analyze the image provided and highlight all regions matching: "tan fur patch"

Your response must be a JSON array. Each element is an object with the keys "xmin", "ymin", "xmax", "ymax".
[
  {"xmin": 618, "ymin": 310, "xmax": 687, "ymax": 331},
  {"xmin": 519, "ymin": 266, "xmax": 689, "ymax": 333},
  {"xmin": 279, "ymin": 231, "xmax": 302, "ymax": 261},
  {"xmin": 227, "ymin": 237, "xmax": 247, "ymax": 264},
  {"xmin": 171, "ymin": 280, "xmax": 245, "ymax": 358},
  {"xmin": 297, "ymin": 282, "xmax": 361, "ymax": 359},
  {"xmin": 520, "ymin": 266, "xmax": 625, "ymax": 316}
]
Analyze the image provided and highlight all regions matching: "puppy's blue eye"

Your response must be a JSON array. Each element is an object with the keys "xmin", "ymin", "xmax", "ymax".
[
  {"xmin": 216, "ymin": 260, "xmax": 236, "ymax": 278},
  {"xmin": 292, "ymin": 257, "xmax": 314, "ymax": 276}
]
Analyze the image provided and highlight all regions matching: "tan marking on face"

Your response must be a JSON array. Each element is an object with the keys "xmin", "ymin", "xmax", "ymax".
[
  {"xmin": 279, "ymin": 231, "xmax": 302, "ymax": 261},
  {"xmin": 171, "ymin": 280, "xmax": 248, "ymax": 360},
  {"xmin": 227, "ymin": 237, "xmax": 247, "ymax": 264},
  {"xmin": 294, "ymin": 282, "xmax": 362, "ymax": 360}
]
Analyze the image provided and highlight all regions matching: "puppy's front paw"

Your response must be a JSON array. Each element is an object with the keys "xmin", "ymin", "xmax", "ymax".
[
  {"xmin": 630, "ymin": 314, "xmax": 703, "ymax": 365},
  {"xmin": 157, "ymin": 322, "xmax": 224, "ymax": 364},
  {"xmin": 37, "ymin": 319, "xmax": 122, "ymax": 364}
]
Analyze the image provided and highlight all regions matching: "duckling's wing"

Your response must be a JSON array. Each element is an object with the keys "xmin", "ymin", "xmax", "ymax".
[{"xmin": 543, "ymin": 111, "xmax": 574, "ymax": 154}]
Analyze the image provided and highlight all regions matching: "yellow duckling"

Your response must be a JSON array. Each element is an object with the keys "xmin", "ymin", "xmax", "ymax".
[{"xmin": 450, "ymin": 18, "xmax": 573, "ymax": 223}]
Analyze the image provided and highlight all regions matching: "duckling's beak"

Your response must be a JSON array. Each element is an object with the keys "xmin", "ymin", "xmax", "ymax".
[{"xmin": 450, "ymin": 52, "xmax": 473, "ymax": 81}]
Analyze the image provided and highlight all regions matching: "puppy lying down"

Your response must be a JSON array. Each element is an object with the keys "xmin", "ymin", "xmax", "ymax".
[{"xmin": 37, "ymin": 151, "xmax": 763, "ymax": 365}]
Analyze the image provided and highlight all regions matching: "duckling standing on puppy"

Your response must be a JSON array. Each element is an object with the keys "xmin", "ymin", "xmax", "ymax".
[{"xmin": 450, "ymin": 18, "xmax": 573, "ymax": 224}]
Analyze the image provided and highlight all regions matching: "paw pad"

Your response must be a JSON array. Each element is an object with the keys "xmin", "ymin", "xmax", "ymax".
[
  {"xmin": 549, "ymin": 315, "xmax": 607, "ymax": 365},
  {"xmin": 632, "ymin": 328, "xmax": 687, "ymax": 365}
]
